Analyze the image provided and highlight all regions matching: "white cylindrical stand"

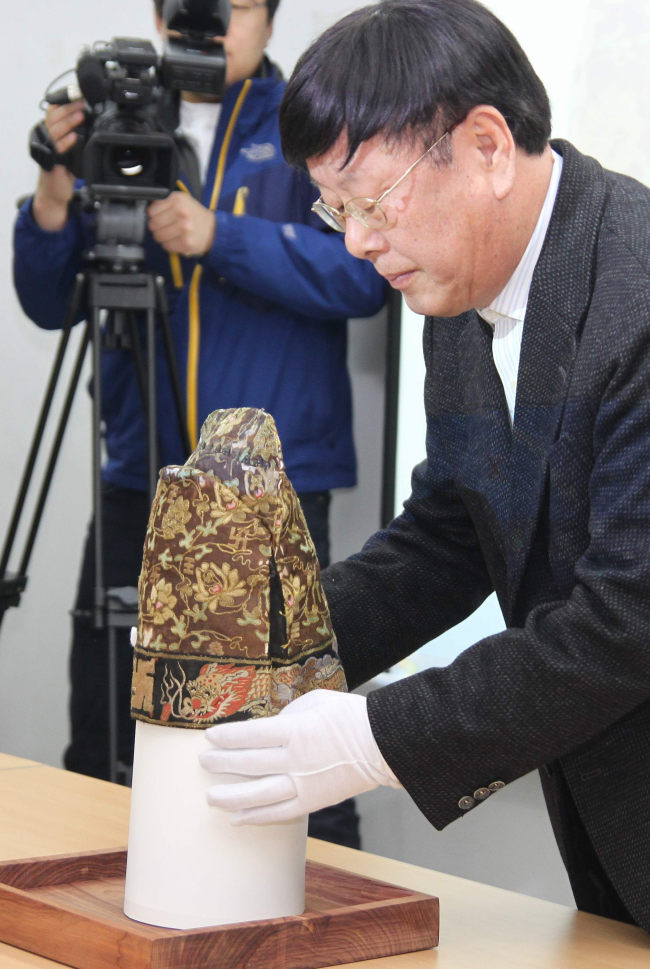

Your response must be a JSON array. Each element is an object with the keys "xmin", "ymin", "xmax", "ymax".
[{"xmin": 124, "ymin": 720, "xmax": 308, "ymax": 929}]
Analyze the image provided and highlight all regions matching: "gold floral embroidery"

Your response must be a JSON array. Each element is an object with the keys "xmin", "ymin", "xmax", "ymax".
[
  {"xmin": 131, "ymin": 407, "xmax": 347, "ymax": 728},
  {"xmin": 148, "ymin": 579, "xmax": 178, "ymax": 625},
  {"xmin": 161, "ymin": 496, "xmax": 192, "ymax": 539},
  {"xmin": 193, "ymin": 562, "xmax": 248, "ymax": 612}
]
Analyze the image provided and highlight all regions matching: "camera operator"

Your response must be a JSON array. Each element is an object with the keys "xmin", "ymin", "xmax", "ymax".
[{"xmin": 13, "ymin": 0, "xmax": 386, "ymax": 850}]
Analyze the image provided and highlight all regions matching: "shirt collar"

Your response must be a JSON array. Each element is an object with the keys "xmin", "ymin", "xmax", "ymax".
[{"xmin": 477, "ymin": 148, "xmax": 563, "ymax": 326}]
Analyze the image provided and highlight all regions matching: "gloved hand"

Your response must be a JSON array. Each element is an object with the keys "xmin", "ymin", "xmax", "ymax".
[{"xmin": 199, "ymin": 690, "xmax": 401, "ymax": 825}]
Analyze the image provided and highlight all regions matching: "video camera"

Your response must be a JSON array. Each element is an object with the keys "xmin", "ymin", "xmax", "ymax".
[{"xmin": 30, "ymin": 0, "xmax": 230, "ymax": 205}]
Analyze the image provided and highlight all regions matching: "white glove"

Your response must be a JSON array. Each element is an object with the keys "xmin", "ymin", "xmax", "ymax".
[{"xmin": 199, "ymin": 690, "xmax": 401, "ymax": 825}]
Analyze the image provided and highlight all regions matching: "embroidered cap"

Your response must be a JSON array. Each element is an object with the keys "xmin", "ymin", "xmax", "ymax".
[{"xmin": 131, "ymin": 407, "xmax": 347, "ymax": 727}]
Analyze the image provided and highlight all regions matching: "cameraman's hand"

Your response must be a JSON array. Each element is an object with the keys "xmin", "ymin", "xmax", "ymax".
[
  {"xmin": 32, "ymin": 101, "xmax": 84, "ymax": 232},
  {"xmin": 148, "ymin": 192, "xmax": 216, "ymax": 258}
]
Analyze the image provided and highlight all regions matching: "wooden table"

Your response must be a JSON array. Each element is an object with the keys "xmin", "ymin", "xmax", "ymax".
[{"xmin": 0, "ymin": 752, "xmax": 648, "ymax": 968}]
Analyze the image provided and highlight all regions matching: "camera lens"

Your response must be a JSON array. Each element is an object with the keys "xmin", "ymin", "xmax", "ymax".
[{"xmin": 110, "ymin": 145, "xmax": 152, "ymax": 179}]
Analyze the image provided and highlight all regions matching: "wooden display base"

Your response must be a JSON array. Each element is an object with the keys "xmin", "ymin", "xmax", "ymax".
[{"xmin": 0, "ymin": 849, "xmax": 439, "ymax": 969}]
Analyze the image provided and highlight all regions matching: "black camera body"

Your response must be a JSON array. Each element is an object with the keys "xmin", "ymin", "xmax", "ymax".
[
  {"xmin": 31, "ymin": 0, "xmax": 230, "ymax": 204},
  {"xmin": 72, "ymin": 37, "xmax": 178, "ymax": 202}
]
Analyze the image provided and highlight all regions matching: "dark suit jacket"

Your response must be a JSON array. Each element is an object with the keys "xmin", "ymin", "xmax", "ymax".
[{"xmin": 322, "ymin": 141, "xmax": 650, "ymax": 929}]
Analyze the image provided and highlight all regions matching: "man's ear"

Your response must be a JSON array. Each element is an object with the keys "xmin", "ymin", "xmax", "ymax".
[{"xmin": 464, "ymin": 105, "xmax": 516, "ymax": 200}]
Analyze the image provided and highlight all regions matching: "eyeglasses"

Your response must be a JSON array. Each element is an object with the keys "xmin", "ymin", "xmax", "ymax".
[
  {"xmin": 230, "ymin": 0, "xmax": 268, "ymax": 11},
  {"xmin": 312, "ymin": 129, "xmax": 451, "ymax": 233}
]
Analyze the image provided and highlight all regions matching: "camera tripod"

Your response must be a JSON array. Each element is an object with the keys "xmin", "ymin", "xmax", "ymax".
[{"xmin": 0, "ymin": 244, "xmax": 191, "ymax": 783}]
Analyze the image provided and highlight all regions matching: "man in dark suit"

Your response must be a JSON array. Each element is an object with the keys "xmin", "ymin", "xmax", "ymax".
[{"xmin": 198, "ymin": 0, "xmax": 650, "ymax": 931}]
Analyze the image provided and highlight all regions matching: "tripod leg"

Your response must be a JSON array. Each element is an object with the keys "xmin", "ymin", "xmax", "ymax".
[
  {"xmin": 124, "ymin": 297, "xmax": 161, "ymax": 499},
  {"xmin": 1, "ymin": 273, "xmax": 88, "ymax": 580},
  {"xmin": 125, "ymin": 310, "xmax": 148, "ymax": 420},
  {"xmin": 146, "ymin": 302, "xmax": 159, "ymax": 499},
  {"xmin": 90, "ymin": 303, "xmax": 123, "ymax": 782},
  {"xmin": 155, "ymin": 275, "xmax": 192, "ymax": 458},
  {"xmin": 18, "ymin": 323, "xmax": 91, "ymax": 580},
  {"xmin": 107, "ymin": 626, "xmax": 119, "ymax": 784},
  {"xmin": 90, "ymin": 305, "xmax": 106, "ymax": 630}
]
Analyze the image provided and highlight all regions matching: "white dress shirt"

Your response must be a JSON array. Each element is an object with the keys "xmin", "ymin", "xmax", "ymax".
[
  {"xmin": 178, "ymin": 99, "xmax": 222, "ymax": 185},
  {"xmin": 477, "ymin": 149, "xmax": 563, "ymax": 423}
]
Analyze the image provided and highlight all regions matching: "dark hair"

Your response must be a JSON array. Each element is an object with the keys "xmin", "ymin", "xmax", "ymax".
[
  {"xmin": 280, "ymin": 0, "xmax": 551, "ymax": 169},
  {"xmin": 154, "ymin": 1, "xmax": 280, "ymax": 22}
]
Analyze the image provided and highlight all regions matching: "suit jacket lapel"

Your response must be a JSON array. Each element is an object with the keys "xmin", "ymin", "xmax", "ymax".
[
  {"xmin": 507, "ymin": 141, "xmax": 607, "ymax": 599},
  {"xmin": 458, "ymin": 311, "xmax": 512, "ymax": 560}
]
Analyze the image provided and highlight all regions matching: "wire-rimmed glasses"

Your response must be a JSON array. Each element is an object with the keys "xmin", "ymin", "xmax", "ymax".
[{"xmin": 312, "ymin": 129, "xmax": 451, "ymax": 233}]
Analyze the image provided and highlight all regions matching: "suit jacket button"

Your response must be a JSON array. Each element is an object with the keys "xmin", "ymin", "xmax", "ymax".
[
  {"xmin": 474, "ymin": 787, "xmax": 491, "ymax": 800},
  {"xmin": 488, "ymin": 781, "xmax": 506, "ymax": 792},
  {"xmin": 458, "ymin": 795, "xmax": 476, "ymax": 811}
]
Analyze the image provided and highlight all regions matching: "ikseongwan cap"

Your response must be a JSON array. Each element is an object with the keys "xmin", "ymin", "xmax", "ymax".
[{"xmin": 131, "ymin": 407, "xmax": 347, "ymax": 727}]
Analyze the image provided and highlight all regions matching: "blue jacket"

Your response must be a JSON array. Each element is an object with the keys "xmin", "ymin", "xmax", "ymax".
[{"xmin": 13, "ymin": 62, "xmax": 386, "ymax": 493}]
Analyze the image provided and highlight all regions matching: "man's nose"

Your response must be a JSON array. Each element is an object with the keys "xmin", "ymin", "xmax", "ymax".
[{"xmin": 343, "ymin": 218, "xmax": 386, "ymax": 262}]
